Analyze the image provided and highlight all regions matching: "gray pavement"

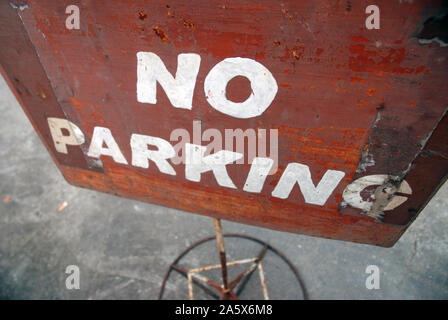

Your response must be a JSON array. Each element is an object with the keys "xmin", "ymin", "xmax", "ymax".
[{"xmin": 0, "ymin": 73, "xmax": 447, "ymax": 299}]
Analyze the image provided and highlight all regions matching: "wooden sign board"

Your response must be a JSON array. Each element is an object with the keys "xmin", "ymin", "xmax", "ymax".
[{"xmin": 1, "ymin": 0, "xmax": 447, "ymax": 247}]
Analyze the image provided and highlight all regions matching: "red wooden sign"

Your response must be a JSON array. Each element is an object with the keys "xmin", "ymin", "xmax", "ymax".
[{"xmin": 1, "ymin": 0, "xmax": 447, "ymax": 247}]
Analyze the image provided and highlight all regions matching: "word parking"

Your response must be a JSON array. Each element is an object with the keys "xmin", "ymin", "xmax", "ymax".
[{"xmin": 48, "ymin": 117, "xmax": 344, "ymax": 206}]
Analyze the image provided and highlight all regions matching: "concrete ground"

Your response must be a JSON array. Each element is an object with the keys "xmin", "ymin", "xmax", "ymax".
[{"xmin": 0, "ymin": 73, "xmax": 447, "ymax": 300}]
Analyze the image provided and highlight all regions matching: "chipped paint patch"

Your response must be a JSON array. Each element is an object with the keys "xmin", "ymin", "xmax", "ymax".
[
  {"xmin": 342, "ymin": 175, "xmax": 412, "ymax": 221},
  {"xmin": 416, "ymin": 12, "xmax": 448, "ymax": 48},
  {"xmin": 356, "ymin": 150, "xmax": 375, "ymax": 173},
  {"xmin": 418, "ymin": 37, "xmax": 448, "ymax": 47},
  {"xmin": 9, "ymin": 2, "xmax": 28, "ymax": 11}
]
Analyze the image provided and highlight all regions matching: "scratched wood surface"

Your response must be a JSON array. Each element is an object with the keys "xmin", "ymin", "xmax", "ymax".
[{"xmin": 0, "ymin": 0, "xmax": 447, "ymax": 247}]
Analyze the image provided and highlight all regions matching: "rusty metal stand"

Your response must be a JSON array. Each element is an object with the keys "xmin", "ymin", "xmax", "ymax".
[
  {"xmin": 159, "ymin": 218, "xmax": 308, "ymax": 300},
  {"xmin": 212, "ymin": 218, "xmax": 233, "ymax": 300}
]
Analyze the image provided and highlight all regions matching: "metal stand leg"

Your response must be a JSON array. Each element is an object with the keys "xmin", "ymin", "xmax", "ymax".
[
  {"xmin": 159, "ymin": 219, "xmax": 308, "ymax": 300},
  {"xmin": 213, "ymin": 218, "xmax": 237, "ymax": 300}
]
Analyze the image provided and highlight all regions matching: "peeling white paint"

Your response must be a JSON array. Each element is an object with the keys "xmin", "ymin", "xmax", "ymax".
[
  {"xmin": 9, "ymin": 2, "xmax": 28, "ymax": 11},
  {"xmin": 90, "ymin": 158, "xmax": 104, "ymax": 169},
  {"xmin": 418, "ymin": 37, "xmax": 448, "ymax": 48},
  {"xmin": 47, "ymin": 118, "xmax": 85, "ymax": 154},
  {"xmin": 342, "ymin": 174, "xmax": 412, "ymax": 214},
  {"xmin": 356, "ymin": 153, "xmax": 375, "ymax": 173},
  {"xmin": 383, "ymin": 179, "xmax": 412, "ymax": 211},
  {"xmin": 343, "ymin": 175, "xmax": 386, "ymax": 212},
  {"xmin": 39, "ymin": 29, "xmax": 46, "ymax": 39}
]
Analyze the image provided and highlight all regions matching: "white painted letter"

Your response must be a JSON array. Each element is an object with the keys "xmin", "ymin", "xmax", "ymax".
[
  {"xmin": 137, "ymin": 52, "xmax": 201, "ymax": 110},
  {"xmin": 244, "ymin": 157, "xmax": 274, "ymax": 193},
  {"xmin": 365, "ymin": 5, "xmax": 380, "ymax": 30},
  {"xmin": 204, "ymin": 57, "xmax": 278, "ymax": 119},
  {"xmin": 272, "ymin": 163, "xmax": 345, "ymax": 206},
  {"xmin": 87, "ymin": 127, "xmax": 128, "ymax": 164},
  {"xmin": 131, "ymin": 134, "xmax": 176, "ymax": 175},
  {"xmin": 185, "ymin": 143, "xmax": 242, "ymax": 189},
  {"xmin": 48, "ymin": 117, "xmax": 85, "ymax": 154},
  {"xmin": 342, "ymin": 174, "xmax": 412, "ymax": 212}
]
